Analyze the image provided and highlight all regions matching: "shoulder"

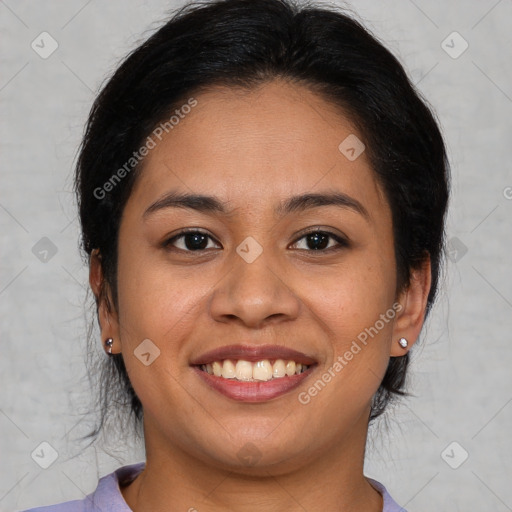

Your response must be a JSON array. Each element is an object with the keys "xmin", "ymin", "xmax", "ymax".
[
  {"xmin": 20, "ymin": 461, "xmax": 146, "ymax": 512},
  {"xmin": 21, "ymin": 499, "xmax": 88, "ymax": 512},
  {"xmin": 367, "ymin": 477, "xmax": 408, "ymax": 512}
]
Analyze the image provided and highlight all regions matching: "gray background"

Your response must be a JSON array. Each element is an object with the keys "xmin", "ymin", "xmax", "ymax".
[{"xmin": 1, "ymin": 0, "xmax": 511, "ymax": 510}]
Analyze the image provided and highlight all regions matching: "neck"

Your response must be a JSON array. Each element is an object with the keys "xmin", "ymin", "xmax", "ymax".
[{"xmin": 121, "ymin": 414, "xmax": 382, "ymax": 512}]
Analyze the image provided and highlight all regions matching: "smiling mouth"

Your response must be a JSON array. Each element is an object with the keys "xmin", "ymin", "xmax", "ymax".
[
  {"xmin": 198, "ymin": 359, "xmax": 311, "ymax": 382},
  {"xmin": 190, "ymin": 344, "xmax": 317, "ymax": 402}
]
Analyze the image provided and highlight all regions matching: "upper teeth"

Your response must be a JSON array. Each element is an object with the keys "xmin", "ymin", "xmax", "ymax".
[{"xmin": 200, "ymin": 359, "xmax": 309, "ymax": 381}]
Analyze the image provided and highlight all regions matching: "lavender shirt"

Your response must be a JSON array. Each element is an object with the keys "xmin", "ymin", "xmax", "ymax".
[{"xmin": 22, "ymin": 462, "xmax": 407, "ymax": 511}]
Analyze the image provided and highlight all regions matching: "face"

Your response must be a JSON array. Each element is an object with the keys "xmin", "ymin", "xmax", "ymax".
[{"xmin": 96, "ymin": 79, "xmax": 422, "ymax": 474}]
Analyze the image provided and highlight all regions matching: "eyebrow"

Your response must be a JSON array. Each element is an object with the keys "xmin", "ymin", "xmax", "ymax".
[{"xmin": 143, "ymin": 190, "xmax": 370, "ymax": 221}]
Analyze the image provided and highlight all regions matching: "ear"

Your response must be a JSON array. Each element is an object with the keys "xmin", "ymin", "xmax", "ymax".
[
  {"xmin": 89, "ymin": 249, "xmax": 121, "ymax": 355},
  {"xmin": 390, "ymin": 255, "xmax": 432, "ymax": 357}
]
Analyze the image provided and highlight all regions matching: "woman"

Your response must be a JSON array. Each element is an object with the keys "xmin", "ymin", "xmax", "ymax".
[{"xmin": 24, "ymin": 0, "xmax": 449, "ymax": 510}]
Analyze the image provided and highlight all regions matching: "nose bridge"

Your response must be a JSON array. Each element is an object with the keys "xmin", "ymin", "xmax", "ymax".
[{"xmin": 209, "ymin": 240, "xmax": 300, "ymax": 328}]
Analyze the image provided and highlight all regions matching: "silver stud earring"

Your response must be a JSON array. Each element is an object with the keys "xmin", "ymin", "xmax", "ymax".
[
  {"xmin": 398, "ymin": 337, "xmax": 408, "ymax": 348},
  {"xmin": 104, "ymin": 338, "xmax": 114, "ymax": 355}
]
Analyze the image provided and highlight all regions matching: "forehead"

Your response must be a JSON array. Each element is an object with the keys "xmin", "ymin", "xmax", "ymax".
[{"xmin": 129, "ymin": 79, "xmax": 388, "ymax": 218}]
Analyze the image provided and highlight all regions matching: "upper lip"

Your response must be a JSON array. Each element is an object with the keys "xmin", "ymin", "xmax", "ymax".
[{"xmin": 190, "ymin": 344, "xmax": 317, "ymax": 366}]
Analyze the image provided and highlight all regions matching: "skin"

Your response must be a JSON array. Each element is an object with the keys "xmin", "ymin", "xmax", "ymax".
[{"xmin": 90, "ymin": 79, "xmax": 431, "ymax": 512}]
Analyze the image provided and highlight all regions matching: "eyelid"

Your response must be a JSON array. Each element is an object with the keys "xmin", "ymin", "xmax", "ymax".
[
  {"xmin": 289, "ymin": 227, "xmax": 349, "ymax": 251},
  {"xmin": 163, "ymin": 227, "xmax": 349, "ymax": 253},
  {"xmin": 291, "ymin": 225, "xmax": 348, "ymax": 242},
  {"xmin": 163, "ymin": 227, "xmax": 221, "ymax": 248}
]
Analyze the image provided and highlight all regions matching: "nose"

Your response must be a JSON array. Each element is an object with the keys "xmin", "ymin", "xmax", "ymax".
[{"xmin": 209, "ymin": 249, "xmax": 301, "ymax": 329}]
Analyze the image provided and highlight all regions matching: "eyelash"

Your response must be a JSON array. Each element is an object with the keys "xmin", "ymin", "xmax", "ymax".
[{"xmin": 163, "ymin": 228, "xmax": 349, "ymax": 254}]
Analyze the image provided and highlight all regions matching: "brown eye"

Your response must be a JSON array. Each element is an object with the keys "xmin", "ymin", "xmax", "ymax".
[
  {"xmin": 291, "ymin": 230, "xmax": 349, "ymax": 252},
  {"xmin": 163, "ymin": 228, "xmax": 348, "ymax": 254},
  {"xmin": 164, "ymin": 230, "xmax": 221, "ymax": 252}
]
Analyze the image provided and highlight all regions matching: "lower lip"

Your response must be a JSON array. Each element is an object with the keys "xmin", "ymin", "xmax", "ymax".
[{"xmin": 192, "ymin": 366, "xmax": 315, "ymax": 402}]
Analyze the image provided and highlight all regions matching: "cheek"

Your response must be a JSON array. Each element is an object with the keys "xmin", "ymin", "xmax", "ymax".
[
  {"xmin": 116, "ymin": 255, "xmax": 203, "ymax": 344},
  {"xmin": 115, "ymin": 231, "xmax": 177, "ymax": 341},
  {"xmin": 316, "ymin": 256, "xmax": 395, "ymax": 327},
  {"xmin": 114, "ymin": 249, "xmax": 198, "ymax": 417},
  {"xmin": 307, "ymin": 253, "xmax": 396, "ymax": 382}
]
